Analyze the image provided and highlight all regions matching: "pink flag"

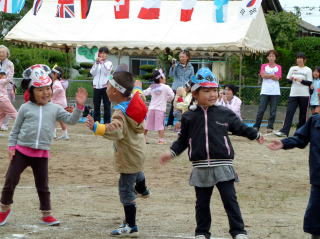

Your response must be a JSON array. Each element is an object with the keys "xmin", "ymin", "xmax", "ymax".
[
  {"xmin": 138, "ymin": 0, "xmax": 160, "ymax": 20},
  {"xmin": 114, "ymin": 0, "xmax": 130, "ymax": 19},
  {"xmin": 180, "ymin": 0, "xmax": 197, "ymax": 22}
]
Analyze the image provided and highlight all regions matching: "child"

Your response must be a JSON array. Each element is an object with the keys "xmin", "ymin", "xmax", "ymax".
[
  {"xmin": 217, "ymin": 84, "xmax": 242, "ymax": 120},
  {"xmin": 310, "ymin": 67, "xmax": 320, "ymax": 115},
  {"xmin": 275, "ymin": 52, "xmax": 312, "ymax": 137},
  {"xmin": 51, "ymin": 66, "xmax": 69, "ymax": 139},
  {"xmin": 86, "ymin": 71, "xmax": 150, "ymax": 237},
  {"xmin": 253, "ymin": 50, "xmax": 282, "ymax": 133},
  {"xmin": 268, "ymin": 106, "xmax": 320, "ymax": 239},
  {"xmin": 0, "ymin": 65, "xmax": 87, "ymax": 226},
  {"xmin": 173, "ymin": 84, "xmax": 192, "ymax": 132},
  {"xmin": 0, "ymin": 70, "xmax": 17, "ymax": 131},
  {"xmin": 160, "ymin": 68, "xmax": 264, "ymax": 239},
  {"xmin": 143, "ymin": 68, "xmax": 174, "ymax": 144}
]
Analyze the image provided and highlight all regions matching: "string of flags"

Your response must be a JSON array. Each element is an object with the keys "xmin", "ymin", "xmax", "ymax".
[{"xmin": 0, "ymin": 0, "xmax": 262, "ymax": 22}]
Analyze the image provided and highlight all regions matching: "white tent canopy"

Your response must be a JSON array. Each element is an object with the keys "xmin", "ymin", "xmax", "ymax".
[{"xmin": 5, "ymin": 0, "xmax": 273, "ymax": 53}]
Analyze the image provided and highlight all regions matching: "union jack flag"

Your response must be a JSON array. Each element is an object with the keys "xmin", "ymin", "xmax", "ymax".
[{"xmin": 56, "ymin": 0, "xmax": 75, "ymax": 18}]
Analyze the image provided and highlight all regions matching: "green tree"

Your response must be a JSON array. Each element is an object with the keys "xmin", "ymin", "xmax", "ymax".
[{"xmin": 265, "ymin": 11, "xmax": 300, "ymax": 49}]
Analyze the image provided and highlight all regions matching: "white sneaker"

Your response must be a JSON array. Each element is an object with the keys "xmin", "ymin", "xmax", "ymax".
[
  {"xmin": 274, "ymin": 131, "xmax": 286, "ymax": 137},
  {"xmin": 58, "ymin": 135, "xmax": 70, "ymax": 140},
  {"xmin": 110, "ymin": 223, "xmax": 139, "ymax": 237},
  {"xmin": 234, "ymin": 234, "xmax": 248, "ymax": 239},
  {"xmin": 195, "ymin": 236, "xmax": 206, "ymax": 239},
  {"xmin": 0, "ymin": 125, "xmax": 8, "ymax": 131}
]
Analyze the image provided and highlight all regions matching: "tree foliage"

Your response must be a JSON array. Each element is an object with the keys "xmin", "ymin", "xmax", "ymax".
[{"xmin": 265, "ymin": 11, "xmax": 300, "ymax": 49}]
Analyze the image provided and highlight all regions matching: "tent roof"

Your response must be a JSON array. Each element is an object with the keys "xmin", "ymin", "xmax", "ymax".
[{"xmin": 4, "ymin": 0, "xmax": 273, "ymax": 54}]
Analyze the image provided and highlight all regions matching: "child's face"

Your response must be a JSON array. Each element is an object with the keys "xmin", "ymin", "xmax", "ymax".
[
  {"xmin": 106, "ymin": 82, "xmax": 120, "ymax": 103},
  {"xmin": 193, "ymin": 87, "xmax": 218, "ymax": 107},
  {"xmin": 51, "ymin": 72, "xmax": 58, "ymax": 80},
  {"xmin": 313, "ymin": 70, "xmax": 320, "ymax": 79},
  {"xmin": 0, "ymin": 48, "xmax": 7, "ymax": 61},
  {"xmin": 0, "ymin": 74, "xmax": 6, "ymax": 79},
  {"xmin": 33, "ymin": 86, "xmax": 52, "ymax": 105},
  {"xmin": 224, "ymin": 87, "xmax": 234, "ymax": 98},
  {"xmin": 267, "ymin": 53, "xmax": 276, "ymax": 63},
  {"xmin": 296, "ymin": 57, "xmax": 306, "ymax": 66},
  {"xmin": 99, "ymin": 52, "xmax": 107, "ymax": 61}
]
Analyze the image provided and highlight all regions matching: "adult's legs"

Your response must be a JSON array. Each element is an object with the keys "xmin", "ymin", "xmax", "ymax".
[
  {"xmin": 216, "ymin": 180, "xmax": 246, "ymax": 238},
  {"xmin": 195, "ymin": 186, "xmax": 214, "ymax": 239},
  {"xmin": 267, "ymin": 95, "xmax": 280, "ymax": 130},
  {"xmin": 297, "ymin": 96, "xmax": 310, "ymax": 130},
  {"xmin": 279, "ymin": 97, "xmax": 299, "ymax": 136},
  {"xmin": 93, "ymin": 88, "xmax": 102, "ymax": 122},
  {"xmin": 253, "ymin": 94, "xmax": 269, "ymax": 130},
  {"xmin": 101, "ymin": 87, "xmax": 111, "ymax": 124}
]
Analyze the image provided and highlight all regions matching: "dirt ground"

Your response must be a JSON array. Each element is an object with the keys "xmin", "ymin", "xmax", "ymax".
[{"xmin": 0, "ymin": 123, "xmax": 312, "ymax": 239}]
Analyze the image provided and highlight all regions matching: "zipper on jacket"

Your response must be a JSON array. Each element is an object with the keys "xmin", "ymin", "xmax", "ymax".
[
  {"xmin": 224, "ymin": 136, "xmax": 231, "ymax": 155},
  {"xmin": 189, "ymin": 138, "xmax": 192, "ymax": 158},
  {"xmin": 98, "ymin": 66, "xmax": 102, "ymax": 89},
  {"xmin": 35, "ymin": 106, "xmax": 43, "ymax": 148},
  {"xmin": 202, "ymin": 107, "xmax": 210, "ymax": 162}
]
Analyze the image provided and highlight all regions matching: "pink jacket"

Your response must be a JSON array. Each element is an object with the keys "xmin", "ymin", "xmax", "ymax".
[
  {"xmin": 0, "ymin": 78, "xmax": 10, "ymax": 102},
  {"xmin": 143, "ymin": 83, "xmax": 174, "ymax": 112},
  {"xmin": 51, "ymin": 80, "xmax": 67, "ymax": 108},
  {"xmin": 0, "ymin": 59, "xmax": 14, "ymax": 90},
  {"xmin": 217, "ymin": 95, "xmax": 242, "ymax": 120}
]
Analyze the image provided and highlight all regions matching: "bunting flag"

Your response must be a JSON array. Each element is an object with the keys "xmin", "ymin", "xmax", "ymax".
[
  {"xmin": 56, "ymin": 0, "xmax": 75, "ymax": 18},
  {"xmin": 32, "ymin": 0, "xmax": 43, "ymax": 15},
  {"xmin": 138, "ymin": 0, "xmax": 160, "ymax": 20},
  {"xmin": 180, "ymin": 0, "xmax": 196, "ymax": 22},
  {"xmin": 238, "ymin": 0, "xmax": 262, "ymax": 19},
  {"xmin": 114, "ymin": 0, "xmax": 130, "ymax": 19},
  {"xmin": 80, "ymin": 0, "xmax": 92, "ymax": 19},
  {"xmin": 0, "ymin": 0, "xmax": 25, "ymax": 14},
  {"xmin": 213, "ymin": 0, "xmax": 229, "ymax": 23}
]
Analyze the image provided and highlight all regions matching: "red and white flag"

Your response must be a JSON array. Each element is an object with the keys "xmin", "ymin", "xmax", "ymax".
[
  {"xmin": 80, "ymin": 0, "xmax": 92, "ymax": 19},
  {"xmin": 114, "ymin": 0, "xmax": 129, "ymax": 19},
  {"xmin": 180, "ymin": 0, "xmax": 197, "ymax": 22},
  {"xmin": 138, "ymin": 0, "xmax": 161, "ymax": 20}
]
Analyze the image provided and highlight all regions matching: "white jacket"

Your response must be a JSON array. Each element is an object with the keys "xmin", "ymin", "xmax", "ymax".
[{"xmin": 90, "ymin": 60, "xmax": 113, "ymax": 89}]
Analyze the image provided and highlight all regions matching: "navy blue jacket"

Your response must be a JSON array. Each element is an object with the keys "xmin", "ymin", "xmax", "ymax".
[
  {"xmin": 170, "ymin": 105, "xmax": 259, "ymax": 167},
  {"xmin": 282, "ymin": 114, "xmax": 320, "ymax": 185}
]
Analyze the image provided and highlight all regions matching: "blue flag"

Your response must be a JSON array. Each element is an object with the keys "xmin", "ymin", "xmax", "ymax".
[{"xmin": 214, "ymin": 0, "xmax": 229, "ymax": 23}]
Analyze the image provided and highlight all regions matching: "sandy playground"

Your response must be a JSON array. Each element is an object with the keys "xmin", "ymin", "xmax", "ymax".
[{"xmin": 0, "ymin": 123, "xmax": 312, "ymax": 239}]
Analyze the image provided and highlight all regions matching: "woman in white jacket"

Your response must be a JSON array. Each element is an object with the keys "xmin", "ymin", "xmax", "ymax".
[{"xmin": 90, "ymin": 47, "xmax": 113, "ymax": 123}]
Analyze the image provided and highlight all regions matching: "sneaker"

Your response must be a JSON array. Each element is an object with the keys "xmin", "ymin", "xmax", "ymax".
[
  {"xmin": 234, "ymin": 234, "xmax": 248, "ymax": 239},
  {"xmin": 274, "ymin": 131, "xmax": 286, "ymax": 137},
  {"xmin": 0, "ymin": 125, "xmax": 8, "ymax": 131},
  {"xmin": 110, "ymin": 223, "xmax": 139, "ymax": 237},
  {"xmin": 41, "ymin": 215, "xmax": 60, "ymax": 226},
  {"xmin": 57, "ymin": 135, "xmax": 70, "ymax": 140},
  {"xmin": 135, "ymin": 188, "xmax": 151, "ymax": 199},
  {"xmin": 0, "ymin": 209, "xmax": 11, "ymax": 226},
  {"xmin": 266, "ymin": 128, "xmax": 273, "ymax": 133},
  {"xmin": 195, "ymin": 235, "xmax": 206, "ymax": 239}
]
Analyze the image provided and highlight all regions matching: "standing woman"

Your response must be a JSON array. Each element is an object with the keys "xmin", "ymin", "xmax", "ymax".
[
  {"xmin": 0, "ymin": 45, "xmax": 15, "ymax": 131},
  {"xmin": 90, "ymin": 47, "xmax": 113, "ymax": 124},
  {"xmin": 167, "ymin": 50, "xmax": 194, "ymax": 127}
]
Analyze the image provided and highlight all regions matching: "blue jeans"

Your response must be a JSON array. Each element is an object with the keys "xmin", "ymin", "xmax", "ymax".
[
  {"xmin": 253, "ymin": 94, "xmax": 280, "ymax": 130},
  {"xmin": 304, "ymin": 185, "xmax": 320, "ymax": 235}
]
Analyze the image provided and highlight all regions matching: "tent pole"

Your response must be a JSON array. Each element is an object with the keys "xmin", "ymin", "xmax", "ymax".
[
  {"xmin": 239, "ymin": 48, "xmax": 243, "ymax": 97},
  {"xmin": 118, "ymin": 49, "xmax": 122, "ymax": 65}
]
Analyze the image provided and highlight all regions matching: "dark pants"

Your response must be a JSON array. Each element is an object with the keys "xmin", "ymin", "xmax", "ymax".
[
  {"xmin": 1, "ymin": 150, "xmax": 51, "ymax": 211},
  {"xmin": 280, "ymin": 96, "xmax": 309, "ymax": 136},
  {"xmin": 304, "ymin": 185, "xmax": 320, "ymax": 235},
  {"xmin": 253, "ymin": 94, "xmax": 280, "ymax": 130},
  {"xmin": 195, "ymin": 180, "xmax": 246, "ymax": 238},
  {"xmin": 166, "ymin": 90, "xmax": 176, "ymax": 126},
  {"xmin": 93, "ymin": 88, "xmax": 111, "ymax": 123}
]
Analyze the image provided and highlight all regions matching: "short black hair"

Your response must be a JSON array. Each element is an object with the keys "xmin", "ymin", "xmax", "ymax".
[
  {"xmin": 0, "ymin": 72, "xmax": 6, "ymax": 77},
  {"xmin": 224, "ymin": 84, "xmax": 238, "ymax": 95},
  {"xmin": 99, "ymin": 47, "xmax": 109, "ymax": 54},
  {"xmin": 151, "ymin": 69, "xmax": 164, "ymax": 84},
  {"xmin": 296, "ymin": 52, "xmax": 306, "ymax": 60},
  {"xmin": 113, "ymin": 71, "xmax": 134, "ymax": 97}
]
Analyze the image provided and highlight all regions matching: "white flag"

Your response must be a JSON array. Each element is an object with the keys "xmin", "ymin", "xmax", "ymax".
[{"xmin": 238, "ymin": 0, "xmax": 262, "ymax": 19}]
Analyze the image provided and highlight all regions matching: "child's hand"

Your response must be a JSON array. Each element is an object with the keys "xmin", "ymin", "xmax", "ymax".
[
  {"xmin": 86, "ymin": 115, "xmax": 94, "ymax": 130},
  {"xmin": 257, "ymin": 135, "xmax": 265, "ymax": 144},
  {"xmin": 75, "ymin": 88, "xmax": 88, "ymax": 106},
  {"xmin": 134, "ymin": 80, "xmax": 142, "ymax": 89},
  {"xmin": 268, "ymin": 140, "xmax": 284, "ymax": 150},
  {"xmin": 8, "ymin": 149, "xmax": 15, "ymax": 161},
  {"xmin": 160, "ymin": 153, "xmax": 172, "ymax": 165}
]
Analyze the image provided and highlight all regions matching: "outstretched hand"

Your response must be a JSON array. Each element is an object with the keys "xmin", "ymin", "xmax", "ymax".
[
  {"xmin": 75, "ymin": 88, "xmax": 88, "ymax": 106},
  {"xmin": 268, "ymin": 140, "xmax": 284, "ymax": 150},
  {"xmin": 160, "ymin": 153, "xmax": 172, "ymax": 165},
  {"xmin": 8, "ymin": 149, "xmax": 15, "ymax": 161},
  {"xmin": 86, "ymin": 115, "xmax": 94, "ymax": 130}
]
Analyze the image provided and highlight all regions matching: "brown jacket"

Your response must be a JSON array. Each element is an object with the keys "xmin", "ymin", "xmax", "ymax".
[{"xmin": 103, "ymin": 109, "xmax": 146, "ymax": 174}]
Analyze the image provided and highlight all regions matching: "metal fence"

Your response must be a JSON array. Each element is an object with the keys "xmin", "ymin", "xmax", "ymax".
[{"xmin": 13, "ymin": 78, "xmax": 291, "ymax": 106}]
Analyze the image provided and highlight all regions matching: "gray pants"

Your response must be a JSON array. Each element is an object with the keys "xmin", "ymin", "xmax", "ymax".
[
  {"xmin": 119, "ymin": 172, "xmax": 145, "ymax": 206},
  {"xmin": 253, "ymin": 94, "xmax": 280, "ymax": 130}
]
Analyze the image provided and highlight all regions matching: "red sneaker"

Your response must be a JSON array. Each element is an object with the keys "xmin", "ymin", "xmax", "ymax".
[
  {"xmin": 41, "ymin": 215, "xmax": 60, "ymax": 226},
  {"xmin": 0, "ymin": 209, "xmax": 11, "ymax": 226}
]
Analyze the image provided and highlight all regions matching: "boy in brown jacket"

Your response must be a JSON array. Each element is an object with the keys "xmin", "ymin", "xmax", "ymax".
[{"xmin": 86, "ymin": 71, "xmax": 149, "ymax": 237}]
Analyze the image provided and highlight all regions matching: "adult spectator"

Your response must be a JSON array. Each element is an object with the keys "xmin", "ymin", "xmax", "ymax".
[
  {"xmin": 90, "ymin": 47, "xmax": 113, "ymax": 123},
  {"xmin": 253, "ymin": 50, "xmax": 282, "ymax": 133},
  {"xmin": 275, "ymin": 52, "xmax": 312, "ymax": 137},
  {"xmin": 166, "ymin": 50, "xmax": 194, "ymax": 127},
  {"xmin": 217, "ymin": 84, "xmax": 242, "ymax": 120},
  {"xmin": 0, "ymin": 45, "xmax": 15, "ymax": 131}
]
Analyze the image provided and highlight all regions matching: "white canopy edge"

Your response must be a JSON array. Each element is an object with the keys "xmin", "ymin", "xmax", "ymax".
[{"xmin": 4, "ymin": 0, "xmax": 274, "ymax": 53}]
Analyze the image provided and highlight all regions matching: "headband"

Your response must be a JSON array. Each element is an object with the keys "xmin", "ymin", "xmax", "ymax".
[{"xmin": 109, "ymin": 76, "xmax": 127, "ymax": 94}]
